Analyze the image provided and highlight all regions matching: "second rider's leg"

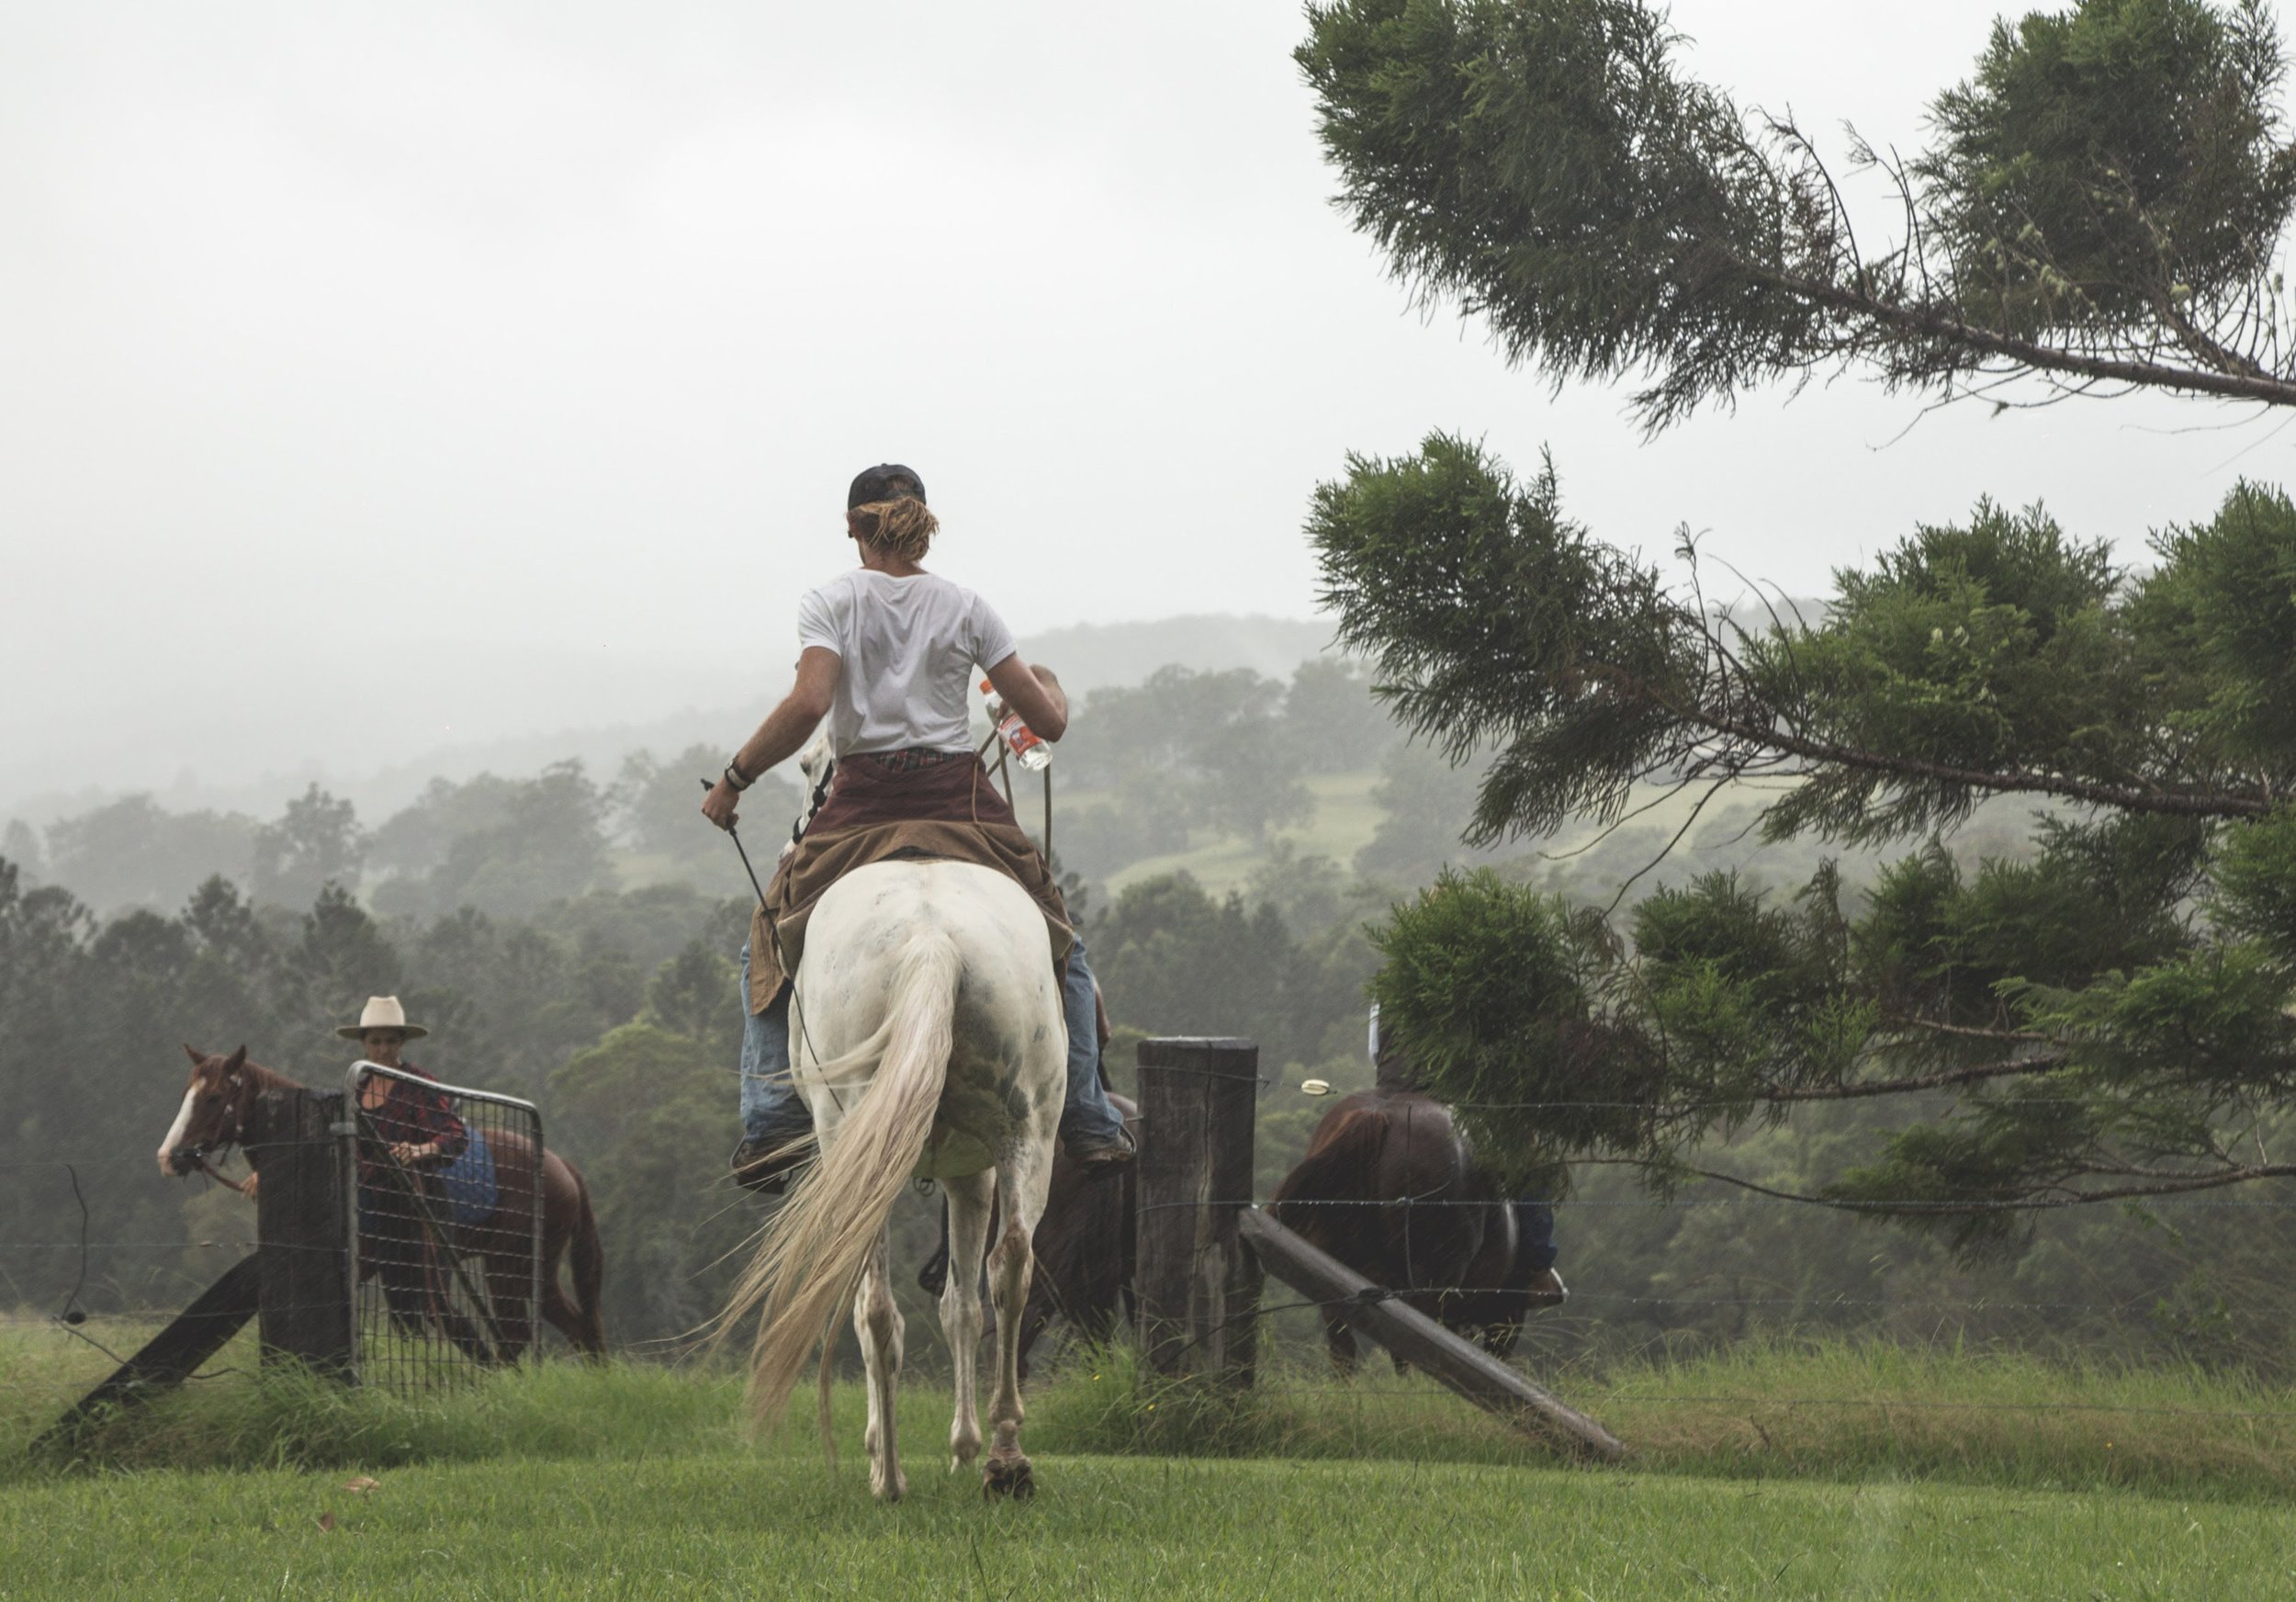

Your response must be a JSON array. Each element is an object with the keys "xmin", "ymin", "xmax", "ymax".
[
  {"xmin": 732, "ymin": 940, "xmax": 817, "ymax": 1195},
  {"xmin": 1058, "ymin": 934, "xmax": 1132, "ymax": 1174}
]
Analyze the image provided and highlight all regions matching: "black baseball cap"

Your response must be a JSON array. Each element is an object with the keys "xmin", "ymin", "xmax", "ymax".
[{"xmin": 848, "ymin": 463, "xmax": 927, "ymax": 507}]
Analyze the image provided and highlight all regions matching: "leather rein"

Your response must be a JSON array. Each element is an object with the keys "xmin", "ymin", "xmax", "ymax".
[{"xmin": 178, "ymin": 1073, "xmax": 257, "ymax": 1197}]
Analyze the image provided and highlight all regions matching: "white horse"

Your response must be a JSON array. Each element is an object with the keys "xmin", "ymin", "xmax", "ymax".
[{"xmin": 723, "ymin": 856, "xmax": 1066, "ymax": 1502}]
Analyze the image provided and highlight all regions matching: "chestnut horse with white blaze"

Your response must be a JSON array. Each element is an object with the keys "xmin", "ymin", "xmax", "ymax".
[
  {"xmin": 720, "ymin": 858, "xmax": 1065, "ymax": 1503},
  {"xmin": 156, "ymin": 1044, "xmax": 605, "ymax": 1359}
]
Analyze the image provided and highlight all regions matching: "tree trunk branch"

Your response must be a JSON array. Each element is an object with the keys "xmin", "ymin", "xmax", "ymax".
[
  {"xmin": 1754, "ymin": 1053, "xmax": 2066, "ymax": 1102},
  {"xmin": 1765, "ymin": 265, "xmax": 2296, "ymax": 408},
  {"xmin": 1669, "ymin": 1158, "xmax": 2296, "ymax": 1214}
]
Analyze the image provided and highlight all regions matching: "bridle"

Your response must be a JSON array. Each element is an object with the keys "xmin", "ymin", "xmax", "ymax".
[
  {"xmin": 173, "ymin": 1064, "xmax": 255, "ymax": 1197},
  {"xmin": 186, "ymin": 1150, "xmax": 253, "ymax": 1198}
]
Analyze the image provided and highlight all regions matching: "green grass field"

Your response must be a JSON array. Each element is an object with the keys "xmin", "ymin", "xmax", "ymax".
[{"xmin": 7, "ymin": 1318, "xmax": 2296, "ymax": 1598}]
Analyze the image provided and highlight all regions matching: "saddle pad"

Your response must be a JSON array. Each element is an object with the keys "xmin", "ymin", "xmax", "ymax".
[{"xmin": 436, "ymin": 1129, "xmax": 499, "ymax": 1230}]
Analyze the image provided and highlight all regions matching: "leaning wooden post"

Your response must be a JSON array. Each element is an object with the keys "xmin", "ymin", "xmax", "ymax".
[
  {"xmin": 253, "ymin": 1087, "xmax": 356, "ymax": 1381},
  {"xmin": 1134, "ymin": 1036, "xmax": 1262, "ymax": 1387},
  {"xmin": 1238, "ymin": 1208, "xmax": 1625, "ymax": 1460}
]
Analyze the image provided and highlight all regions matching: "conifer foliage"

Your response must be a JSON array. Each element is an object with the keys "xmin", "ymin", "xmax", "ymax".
[
  {"xmin": 1298, "ymin": 0, "xmax": 2296, "ymax": 425},
  {"xmin": 1304, "ymin": 0, "xmax": 2296, "ymax": 1244},
  {"xmin": 1331, "ymin": 445, "xmax": 2296, "ymax": 1246}
]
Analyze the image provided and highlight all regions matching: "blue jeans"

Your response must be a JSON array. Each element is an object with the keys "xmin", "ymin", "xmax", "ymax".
[{"xmin": 738, "ymin": 932, "xmax": 1126, "ymax": 1149}]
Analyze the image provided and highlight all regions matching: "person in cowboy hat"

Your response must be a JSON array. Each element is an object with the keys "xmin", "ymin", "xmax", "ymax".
[
  {"xmin": 341, "ymin": 996, "xmax": 478, "ymax": 1345},
  {"xmin": 341, "ymin": 996, "xmax": 467, "ymax": 1172},
  {"xmin": 702, "ymin": 463, "xmax": 1133, "ymax": 1195}
]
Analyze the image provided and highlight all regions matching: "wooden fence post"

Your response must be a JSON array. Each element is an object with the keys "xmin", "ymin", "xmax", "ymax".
[
  {"xmin": 253, "ymin": 1088, "xmax": 355, "ymax": 1380},
  {"xmin": 1134, "ymin": 1036, "xmax": 1261, "ymax": 1387},
  {"xmin": 34, "ymin": 1253, "xmax": 264, "ymax": 1454}
]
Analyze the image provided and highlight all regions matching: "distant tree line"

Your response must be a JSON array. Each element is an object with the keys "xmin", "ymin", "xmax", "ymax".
[{"xmin": 4, "ymin": 656, "xmax": 1517, "ymax": 922}]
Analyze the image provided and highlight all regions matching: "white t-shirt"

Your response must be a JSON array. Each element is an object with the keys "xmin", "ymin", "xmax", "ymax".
[{"xmin": 794, "ymin": 569, "xmax": 1018, "ymax": 757}]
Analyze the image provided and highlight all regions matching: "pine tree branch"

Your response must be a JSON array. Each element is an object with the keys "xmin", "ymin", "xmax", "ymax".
[
  {"xmin": 1700, "ymin": 703, "xmax": 2271, "ymax": 818},
  {"xmin": 1662, "ymin": 1158, "xmax": 2296, "ymax": 1213},
  {"xmin": 1603, "ymin": 663, "xmax": 2275, "ymax": 819},
  {"xmin": 1886, "ymin": 1018, "xmax": 2056, "ymax": 1044},
  {"xmin": 1759, "ymin": 262, "xmax": 2296, "ymax": 407},
  {"xmin": 1755, "ymin": 1053, "xmax": 2067, "ymax": 1102}
]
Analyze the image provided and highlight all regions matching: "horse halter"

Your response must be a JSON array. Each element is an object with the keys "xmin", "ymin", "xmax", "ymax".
[
  {"xmin": 794, "ymin": 754, "xmax": 836, "ymax": 845},
  {"xmin": 173, "ymin": 1064, "xmax": 253, "ymax": 1191}
]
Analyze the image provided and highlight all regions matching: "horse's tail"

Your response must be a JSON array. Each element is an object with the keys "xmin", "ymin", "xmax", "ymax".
[
  {"xmin": 566, "ymin": 1157, "xmax": 607, "ymax": 1359},
  {"xmin": 1268, "ymin": 1102, "xmax": 1390, "ymax": 1248},
  {"xmin": 724, "ymin": 928, "xmax": 961, "ymax": 1430}
]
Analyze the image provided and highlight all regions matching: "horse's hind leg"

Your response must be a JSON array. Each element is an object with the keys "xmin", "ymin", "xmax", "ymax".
[
  {"xmin": 982, "ymin": 1138, "xmax": 1052, "ymax": 1501},
  {"xmin": 538, "ymin": 1275, "xmax": 585, "ymax": 1351},
  {"xmin": 854, "ymin": 1229, "xmax": 906, "ymax": 1502},
  {"xmin": 938, "ymin": 1169, "xmax": 994, "ymax": 1472},
  {"xmin": 481, "ymin": 1254, "xmax": 535, "ymax": 1364}
]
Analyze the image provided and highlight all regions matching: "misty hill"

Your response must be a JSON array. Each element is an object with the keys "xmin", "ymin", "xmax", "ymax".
[
  {"xmin": 3, "ymin": 614, "xmax": 1342, "ymax": 830},
  {"xmin": 1019, "ymin": 615, "xmax": 1337, "ymax": 696}
]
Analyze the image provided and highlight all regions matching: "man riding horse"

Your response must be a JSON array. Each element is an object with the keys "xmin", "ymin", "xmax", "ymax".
[{"xmin": 702, "ymin": 462, "xmax": 1133, "ymax": 1195}]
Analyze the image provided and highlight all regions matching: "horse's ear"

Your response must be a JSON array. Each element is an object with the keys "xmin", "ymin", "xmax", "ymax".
[
  {"xmin": 225, "ymin": 1044, "xmax": 248, "ymax": 1071},
  {"xmin": 183, "ymin": 1044, "xmax": 205, "ymax": 1066}
]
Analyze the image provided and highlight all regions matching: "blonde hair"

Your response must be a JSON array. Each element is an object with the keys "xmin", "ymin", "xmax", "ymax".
[{"xmin": 850, "ymin": 497, "xmax": 938, "ymax": 563}]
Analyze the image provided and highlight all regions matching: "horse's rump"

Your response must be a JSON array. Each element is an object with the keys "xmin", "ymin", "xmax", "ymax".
[
  {"xmin": 1271, "ymin": 1090, "xmax": 1489, "ymax": 1295},
  {"xmin": 727, "ymin": 861, "xmax": 1066, "ymax": 1429},
  {"xmin": 1269, "ymin": 1101, "xmax": 1393, "ymax": 1251},
  {"xmin": 435, "ymin": 1129, "xmax": 499, "ymax": 1228}
]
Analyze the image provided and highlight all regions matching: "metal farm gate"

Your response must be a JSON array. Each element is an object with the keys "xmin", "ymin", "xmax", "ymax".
[
  {"xmin": 345, "ymin": 1065, "xmax": 546, "ymax": 1389},
  {"xmin": 40, "ymin": 1070, "xmax": 547, "ymax": 1450}
]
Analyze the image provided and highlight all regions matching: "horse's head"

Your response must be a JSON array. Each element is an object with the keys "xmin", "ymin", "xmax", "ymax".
[
  {"xmin": 783, "ymin": 730, "xmax": 837, "ymax": 858},
  {"xmin": 157, "ymin": 1044, "xmax": 254, "ymax": 1179}
]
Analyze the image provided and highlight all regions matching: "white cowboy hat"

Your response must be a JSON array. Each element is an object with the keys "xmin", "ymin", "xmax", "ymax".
[{"xmin": 336, "ymin": 995, "xmax": 429, "ymax": 1042}]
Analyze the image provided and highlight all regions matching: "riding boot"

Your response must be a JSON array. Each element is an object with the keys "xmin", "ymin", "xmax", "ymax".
[{"xmin": 733, "ymin": 953, "xmax": 816, "ymax": 1196}]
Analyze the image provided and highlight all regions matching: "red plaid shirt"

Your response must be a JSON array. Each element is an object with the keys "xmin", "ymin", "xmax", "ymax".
[{"xmin": 356, "ymin": 1062, "xmax": 468, "ymax": 1178}]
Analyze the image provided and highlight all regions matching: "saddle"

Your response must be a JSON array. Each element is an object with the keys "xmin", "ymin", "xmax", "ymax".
[{"xmin": 746, "ymin": 750, "xmax": 1073, "ymax": 1014}]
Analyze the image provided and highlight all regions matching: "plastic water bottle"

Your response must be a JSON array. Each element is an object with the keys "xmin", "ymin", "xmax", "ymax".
[{"xmin": 980, "ymin": 678, "xmax": 1052, "ymax": 771}]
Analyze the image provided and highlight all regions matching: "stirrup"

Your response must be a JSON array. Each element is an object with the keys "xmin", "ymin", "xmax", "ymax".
[{"xmin": 729, "ymin": 1133, "xmax": 812, "ymax": 1197}]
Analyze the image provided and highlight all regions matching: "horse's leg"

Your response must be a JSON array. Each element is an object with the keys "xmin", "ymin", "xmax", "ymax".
[
  {"xmin": 854, "ymin": 1228, "xmax": 906, "ymax": 1502},
  {"xmin": 538, "ymin": 1258, "xmax": 584, "ymax": 1348},
  {"xmin": 1323, "ymin": 1309, "xmax": 1358, "ymax": 1375},
  {"xmin": 480, "ymin": 1228, "xmax": 545, "ymax": 1364},
  {"xmin": 531, "ymin": 1172, "xmax": 582, "ymax": 1348},
  {"xmin": 982, "ymin": 1139, "xmax": 1052, "ymax": 1500},
  {"xmin": 544, "ymin": 1152, "xmax": 607, "ymax": 1358},
  {"xmin": 370, "ymin": 1221, "xmax": 433, "ymax": 1337},
  {"xmin": 938, "ymin": 1169, "xmax": 994, "ymax": 1472},
  {"xmin": 917, "ymin": 1192, "xmax": 953, "ymax": 1298},
  {"xmin": 1015, "ymin": 1279, "xmax": 1055, "ymax": 1386}
]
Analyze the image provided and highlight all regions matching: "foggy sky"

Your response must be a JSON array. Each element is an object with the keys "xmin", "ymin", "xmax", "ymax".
[{"xmin": 8, "ymin": 1, "xmax": 2293, "ymax": 820}]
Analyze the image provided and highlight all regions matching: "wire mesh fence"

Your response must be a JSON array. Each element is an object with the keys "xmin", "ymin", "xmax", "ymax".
[
  {"xmin": 11, "ymin": 1152, "xmax": 2296, "ymax": 1442},
  {"xmin": 346, "ymin": 1064, "xmax": 545, "ymax": 1390},
  {"xmin": 16, "ymin": 1030, "xmax": 2296, "ymax": 1464}
]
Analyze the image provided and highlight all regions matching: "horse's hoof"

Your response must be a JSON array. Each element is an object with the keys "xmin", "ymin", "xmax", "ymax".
[
  {"xmin": 872, "ymin": 1469, "xmax": 907, "ymax": 1503},
  {"xmin": 981, "ymin": 1455, "xmax": 1034, "ymax": 1502}
]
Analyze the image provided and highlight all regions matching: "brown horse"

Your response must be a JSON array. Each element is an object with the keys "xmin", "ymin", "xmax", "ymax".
[
  {"xmin": 157, "ymin": 1045, "xmax": 606, "ymax": 1360},
  {"xmin": 1269, "ymin": 1084, "xmax": 1562, "ymax": 1372},
  {"xmin": 917, "ymin": 1093, "xmax": 1139, "ymax": 1381}
]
